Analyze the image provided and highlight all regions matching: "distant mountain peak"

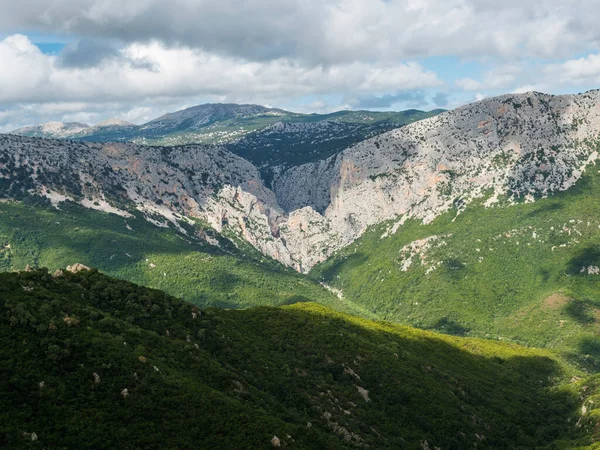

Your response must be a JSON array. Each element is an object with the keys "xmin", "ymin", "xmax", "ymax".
[
  {"xmin": 143, "ymin": 103, "xmax": 290, "ymax": 132},
  {"xmin": 11, "ymin": 121, "xmax": 89, "ymax": 139},
  {"xmin": 8, "ymin": 102, "xmax": 440, "ymax": 151},
  {"xmin": 95, "ymin": 118, "xmax": 135, "ymax": 127}
]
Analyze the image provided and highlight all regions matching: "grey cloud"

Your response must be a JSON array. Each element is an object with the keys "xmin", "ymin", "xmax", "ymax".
[
  {"xmin": 1, "ymin": 0, "xmax": 600, "ymax": 65},
  {"xmin": 0, "ymin": 0, "xmax": 327, "ymax": 63},
  {"xmin": 432, "ymin": 92, "xmax": 450, "ymax": 107},
  {"xmin": 58, "ymin": 38, "xmax": 159, "ymax": 71},
  {"xmin": 2, "ymin": 0, "xmax": 600, "ymax": 130},
  {"xmin": 352, "ymin": 91, "xmax": 428, "ymax": 109},
  {"xmin": 59, "ymin": 39, "xmax": 120, "ymax": 68}
]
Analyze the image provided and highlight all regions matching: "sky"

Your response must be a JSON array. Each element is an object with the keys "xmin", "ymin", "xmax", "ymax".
[{"xmin": 1, "ymin": 0, "xmax": 600, "ymax": 132}]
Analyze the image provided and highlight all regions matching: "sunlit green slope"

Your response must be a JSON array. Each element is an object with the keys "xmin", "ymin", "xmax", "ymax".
[{"xmin": 312, "ymin": 163, "xmax": 600, "ymax": 369}]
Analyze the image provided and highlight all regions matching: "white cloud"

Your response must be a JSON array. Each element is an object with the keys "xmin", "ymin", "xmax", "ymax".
[
  {"xmin": 0, "ymin": 34, "xmax": 442, "ymax": 130},
  {"xmin": 2, "ymin": 1, "xmax": 600, "ymax": 129},
  {"xmin": 0, "ymin": 35, "xmax": 441, "ymax": 104},
  {"xmin": 544, "ymin": 54, "xmax": 600, "ymax": 84},
  {"xmin": 456, "ymin": 64, "xmax": 522, "ymax": 91}
]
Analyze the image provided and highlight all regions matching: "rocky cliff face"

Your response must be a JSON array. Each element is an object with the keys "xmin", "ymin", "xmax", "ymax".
[
  {"xmin": 2, "ymin": 91, "xmax": 600, "ymax": 272},
  {"xmin": 274, "ymin": 91, "xmax": 600, "ymax": 260}
]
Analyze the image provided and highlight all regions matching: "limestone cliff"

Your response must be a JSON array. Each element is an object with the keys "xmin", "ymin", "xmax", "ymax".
[{"xmin": 274, "ymin": 91, "xmax": 600, "ymax": 267}]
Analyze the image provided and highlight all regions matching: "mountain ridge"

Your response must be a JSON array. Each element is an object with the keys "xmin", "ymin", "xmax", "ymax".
[
  {"xmin": 3, "ymin": 90, "xmax": 600, "ymax": 273},
  {"xmin": 11, "ymin": 102, "xmax": 440, "ymax": 142},
  {"xmin": 9, "ymin": 104, "xmax": 442, "ymax": 178}
]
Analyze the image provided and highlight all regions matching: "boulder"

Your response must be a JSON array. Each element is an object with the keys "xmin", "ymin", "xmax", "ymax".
[{"xmin": 66, "ymin": 263, "xmax": 90, "ymax": 273}]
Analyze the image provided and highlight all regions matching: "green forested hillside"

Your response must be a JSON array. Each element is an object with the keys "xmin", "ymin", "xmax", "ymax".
[
  {"xmin": 1, "ymin": 268, "xmax": 598, "ymax": 449},
  {"xmin": 312, "ymin": 163, "xmax": 600, "ymax": 369},
  {"xmin": 0, "ymin": 198, "xmax": 371, "ymax": 316}
]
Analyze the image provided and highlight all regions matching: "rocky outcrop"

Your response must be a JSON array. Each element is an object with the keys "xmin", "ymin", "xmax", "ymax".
[
  {"xmin": 11, "ymin": 121, "xmax": 89, "ymax": 139},
  {"xmin": 66, "ymin": 264, "xmax": 90, "ymax": 273},
  {"xmin": 0, "ymin": 134, "xmax": 285, "ymax": 252}
]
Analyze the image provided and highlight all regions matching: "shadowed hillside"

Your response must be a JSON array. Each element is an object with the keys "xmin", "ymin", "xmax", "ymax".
[{"xmin": 1, "ymin": 268, "xmax": 598, "ymax": 449}]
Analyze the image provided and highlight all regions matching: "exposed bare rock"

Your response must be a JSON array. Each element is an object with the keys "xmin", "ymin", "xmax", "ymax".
[
  {"xmin": 356, "ymin": 385, "xmax": 370, "ymax": 402},
  {"xmin": 66, "ymin": 263, "xmax": 90, "ymax": 273},
  {"xmin": 63, "ymin": 315, "xmax": 80, "ymax": 326},
  {"xmin": 322, "ymin": 411, "xmax": 364, "ymax": 443},
  {"xmin": 12, "ymin": 121, "xmax": 89, "ymax": 139},
  {"xmin": 343, "ymin": 366, "xmax": 361, "ymax": 380}
]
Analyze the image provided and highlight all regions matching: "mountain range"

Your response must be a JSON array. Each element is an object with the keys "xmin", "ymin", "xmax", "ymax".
[
  {"xmin": 6, "ymin": 91, "xmax": 599, "ymax": 271},
  {"xmin": 11, "ymin": 104, "xmax": 442, "ymax": 185},
  {"xmin": 2, "ymin": 91, "xmax": 600, "ymax": 448}
]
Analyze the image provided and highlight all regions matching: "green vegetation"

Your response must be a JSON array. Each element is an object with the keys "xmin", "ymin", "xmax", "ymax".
[
  {"xmin": 0, "ymin": 199, "xmax": 369, "ymax": 316},
  {"xmin": 2, "ymin": 268, "xmax": 598, "ymax": 449},
  {"xmin": 6, "ymin": 105, "xmax": 600, "ymax": 447},
  {"xmin": 312, "ymin": 164, "xmax": 600, "ymax": 370}
]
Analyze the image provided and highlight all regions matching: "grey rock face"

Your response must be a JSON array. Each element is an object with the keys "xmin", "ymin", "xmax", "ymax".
[
  {"xmin": 0, "ymin": 135, "xmax": 285, "ymax": 254},
  {"xmin": 274, "ymin": 91, "xmax": 600, "ymax": 265}
]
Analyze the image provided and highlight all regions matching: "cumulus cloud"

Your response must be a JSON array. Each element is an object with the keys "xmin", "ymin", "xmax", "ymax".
[
  {"xmin": 350, "ymin": 91, "xmax": 429, "ymax": 109},
  {"xmin": 0, "ymin": 34, "xmax": 442, "ymax": 129},
  {"xmin": 431, "ymin": 92, "xmax": 450, "ymax": 108},
  {"xmin": 58, "ymin": 38, "xmax": 121, "ymax": 68},
  {"xmin": 0, "ymin": 35, "xmax": 441, "ymax": 104},
  {"xmin": 544, "ymin": 54, "xmax": 600, "ymax": 84}
]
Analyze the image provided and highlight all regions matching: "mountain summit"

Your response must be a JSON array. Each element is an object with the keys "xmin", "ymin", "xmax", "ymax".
[
  {"xmin": 95, "ymin": 118, "xmax": 135, "ymax": 128},
  {"xmin": 9, "ymin": 103, "xmax": 440, "ymax": 152},
  {"xmin": 140, "ymin": 103, "xmax": 290, "ymax": 133},
  {"xmin": 11, "ymin": 121, "xmax": 90, "ymax": 139}
]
